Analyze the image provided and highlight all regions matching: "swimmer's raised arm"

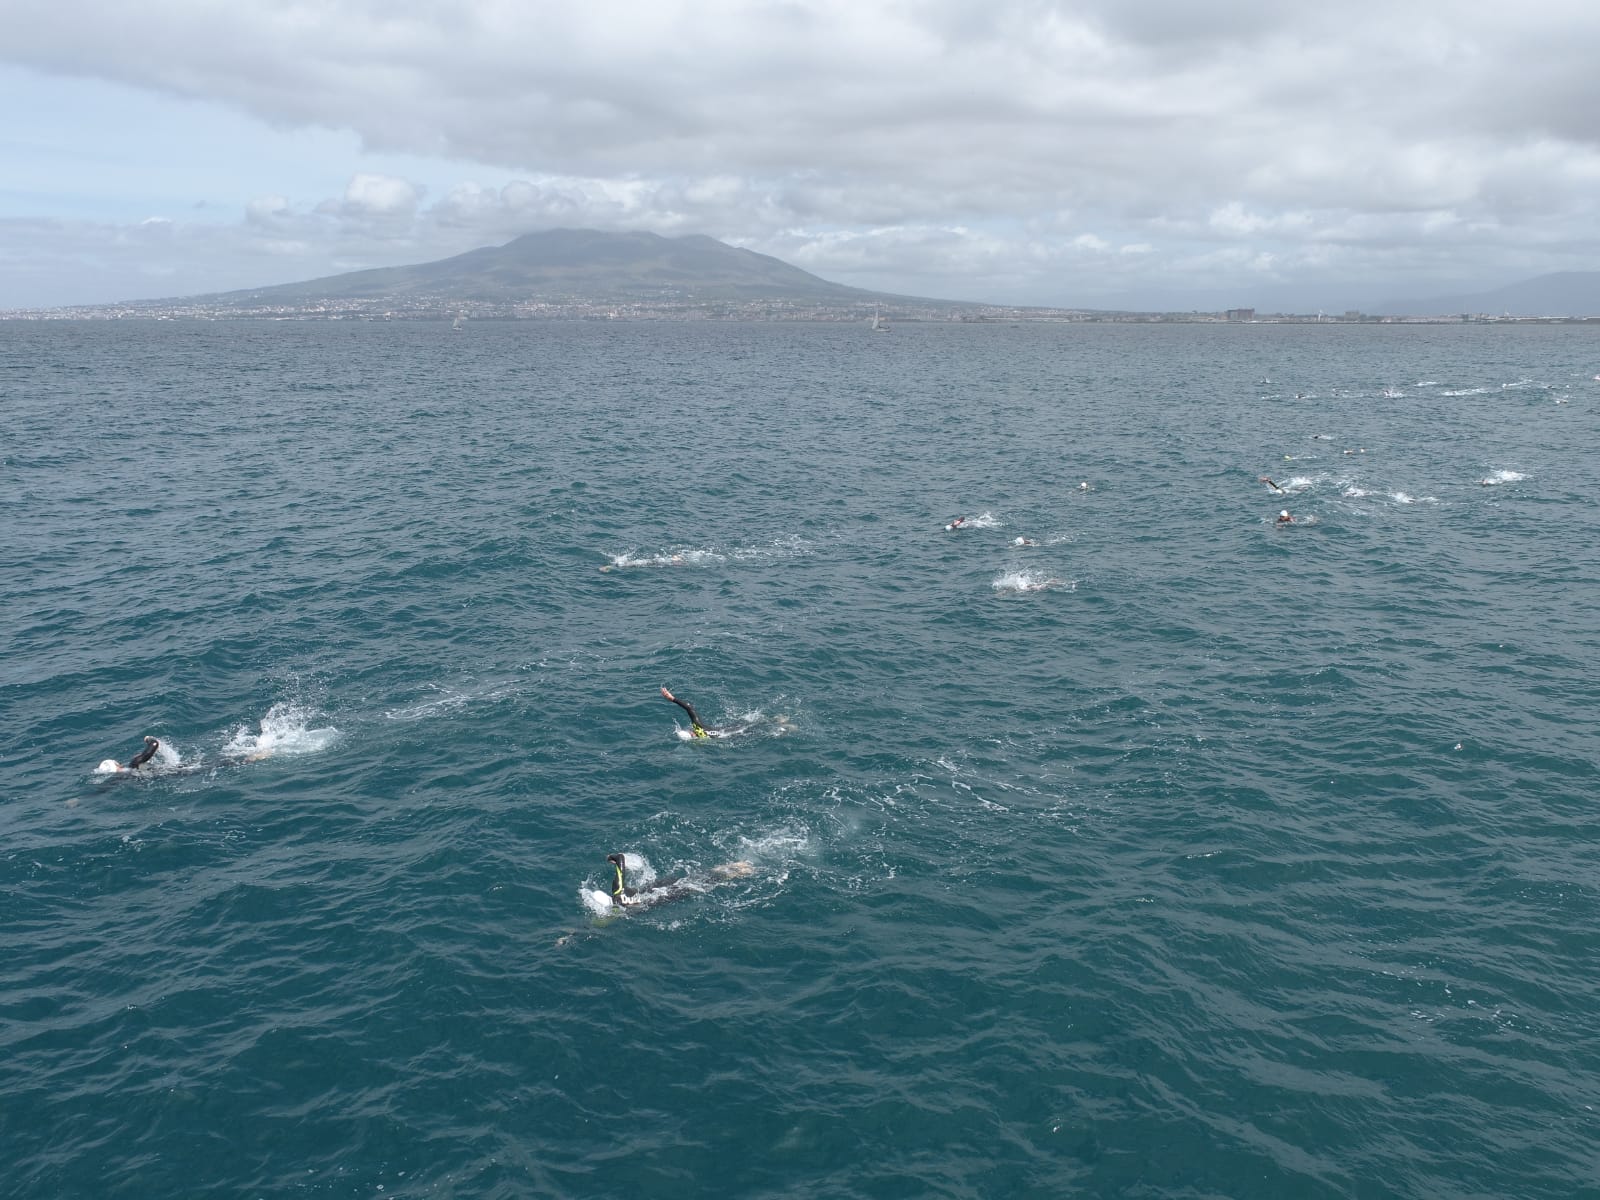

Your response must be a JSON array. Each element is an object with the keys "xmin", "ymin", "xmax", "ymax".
[{"xmin": 126, "ymin": 736, "xmax": 159, "ymax": 770}]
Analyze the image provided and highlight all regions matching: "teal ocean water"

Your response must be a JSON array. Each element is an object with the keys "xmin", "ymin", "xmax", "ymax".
[{"xmin": 4, "ymin": 318, "xmax": 1598, "ymax": 1198}]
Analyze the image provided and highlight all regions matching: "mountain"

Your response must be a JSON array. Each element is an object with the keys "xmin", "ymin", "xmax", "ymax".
[
  {"xmin": 180, "ymin": 228, "xmax": 917, "ymax": 310},
  {"xmin": 1378, "ymin": 272, "xmax": 1600, "ymax": 318}
]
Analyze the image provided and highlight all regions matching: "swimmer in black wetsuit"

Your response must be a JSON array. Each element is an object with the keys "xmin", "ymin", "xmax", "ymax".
[
  {"xmin": 607, "ymin": 852, "xmax": 754, "ymax": 909},
  {"xmin": 608, "ymin": 853, "xmax": 684, "ymax": 907},
  {"xmin": 125, "ymin": 736, "xmax": 160, "ymax": 771},
  {"xmin": 660, "ymin": 686, "xmax": 712, "ymax": 739}
]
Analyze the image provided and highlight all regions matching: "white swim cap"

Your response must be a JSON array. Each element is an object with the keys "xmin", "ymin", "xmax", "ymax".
[{"xmin": 1280, "ymin": 510, "xmax": 1289, "ymax": 518}]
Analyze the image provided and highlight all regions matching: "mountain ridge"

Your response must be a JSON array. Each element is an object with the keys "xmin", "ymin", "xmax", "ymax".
[
  {"xmin": 168, "ymin": 228, "xmax": 954, "ymax": 310},
  {"xmin": 1377, "ymin": 271, "xmax": 1600, "ymax": 317}
]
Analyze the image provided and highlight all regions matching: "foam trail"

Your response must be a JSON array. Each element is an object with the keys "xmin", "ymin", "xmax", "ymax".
[
  {"xmin": 383, "ymin": 681, "xmax": 517, "ymax": 722},
  {"xmin": 602, "ymin": 548, "xmax": 724, "ymax": 571}
]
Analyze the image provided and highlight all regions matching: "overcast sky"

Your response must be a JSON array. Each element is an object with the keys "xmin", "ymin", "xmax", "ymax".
[{"xmin": 4, "ymin": 0, "xmax": 1599, "ymax": 311}]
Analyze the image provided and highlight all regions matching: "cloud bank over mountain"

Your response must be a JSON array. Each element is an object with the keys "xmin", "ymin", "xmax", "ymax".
[{"xmin": 4, "ymin": 1, "xmax": 1600, "ymax": 309}]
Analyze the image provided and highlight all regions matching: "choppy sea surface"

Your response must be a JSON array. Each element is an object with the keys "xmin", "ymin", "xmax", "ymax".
[{"xmin": 3, "ymin": 318, "xmax": 1598, "ymax": 1199}]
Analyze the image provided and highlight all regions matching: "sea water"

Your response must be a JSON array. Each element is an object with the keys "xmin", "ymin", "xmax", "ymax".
[{"xmin": 3, "ymin": 319, "xmax": 1598, "ymax": 1198}]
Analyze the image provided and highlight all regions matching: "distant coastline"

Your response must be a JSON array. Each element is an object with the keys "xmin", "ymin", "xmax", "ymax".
[
  {"xmin": 6, "ymin": 229, "xmax": 1599, "ymax": 324},
  {"xmin": 5, "ymin": 298, "xmax": 1598, "ymax": 324}
]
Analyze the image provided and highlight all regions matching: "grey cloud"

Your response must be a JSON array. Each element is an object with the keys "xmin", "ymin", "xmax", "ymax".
[{"xmin": 4, "ymin": 1, "xmax": 1600, "ymax": 308}]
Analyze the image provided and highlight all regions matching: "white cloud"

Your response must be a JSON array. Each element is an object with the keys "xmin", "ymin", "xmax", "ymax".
[{"xmin": 340, "ymin": 173, "xmax": 420, "ymax": 217}]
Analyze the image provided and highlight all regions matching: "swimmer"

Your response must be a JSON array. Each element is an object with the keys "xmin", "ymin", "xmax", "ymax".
[
  {"xmin": 946, "ymin": 516, "xmax": 967, "ymax": 530},
  {"xmin": 1077, "ymin": 481, "xmax": 1091, "ymax": 492},
  {"xmin": 606, "ymin": 852, "xmax": 755, "ymax": 909},
  {"xmin": 1012, "ymin": 536, "xmax": 1039, "ymax": 547},
  {"xmin": 96, "ymin": 736, "xmax": 161, "ymax": 778},
  {"xmin": 1259, "ymin": 476, "xmax": 1285, "ymax": 492},
  {"xmin": 660, "ymin": 686, "xmax": 713, "ymax": 739},
  {"xmin": 1276, "ymin": 510, "xmax": 1296, "ymax": 526}
]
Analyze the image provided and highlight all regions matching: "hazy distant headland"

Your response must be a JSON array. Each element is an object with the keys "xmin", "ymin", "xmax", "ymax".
[{"xmin": 6, "ymin": 228, "xmax": 1600, "ymax": 323}]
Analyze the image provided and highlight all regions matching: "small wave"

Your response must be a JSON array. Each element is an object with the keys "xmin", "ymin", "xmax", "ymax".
[
  {"xmin": 383, "ymin": 680, "xmax": 517, "ymax": 721},
  {"xmin": 728, "ymin": 534, "xmax": 810, "ymax": 562},
  {"xmin": 222, "ymin": 702, "xmax": 340, "ymax": 759},
  {"xmin": 1389, "ymin": 492, "xmax": 1437, "ymax": 505},
  {"xmin": 1441, "ymin": 387, "xmax": 1491, "ymax": 396},
  {"xmin": 1380, "ymin": 387, "xmax": 1405, "ymax": 398},
  {"xmin": 992, "ymin": 571, "xmax": 1071, "ymax": 594}
]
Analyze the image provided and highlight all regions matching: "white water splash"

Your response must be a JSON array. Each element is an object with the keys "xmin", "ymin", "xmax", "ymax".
[
  {"xmin": 222, "ymin": 702, "xmax": 340, "ymax": 760},
  {"xmin": 992, "ymin": 571, "xmax": 1071, "ymax": 594},
  {"xmin": 1478, "ymin": 470, "xmax": 1526, "ymax": 487}
]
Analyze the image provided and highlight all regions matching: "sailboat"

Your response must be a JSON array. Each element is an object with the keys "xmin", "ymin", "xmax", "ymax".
[
  {"xmin": 452, "ymin": 314, "xmax": 466, "ymax": 331},
  {"xmin": 870, "ymin": 305, "xmax": 889, "ymax": 333}
]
